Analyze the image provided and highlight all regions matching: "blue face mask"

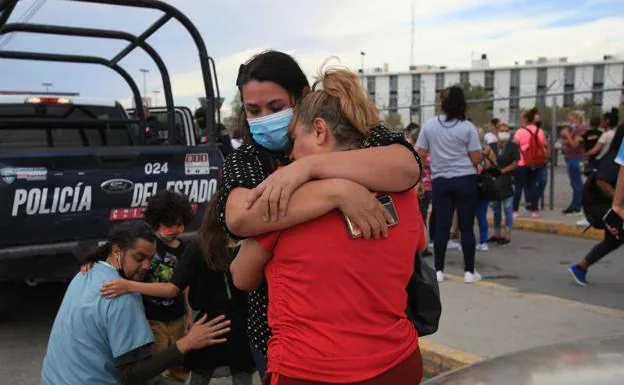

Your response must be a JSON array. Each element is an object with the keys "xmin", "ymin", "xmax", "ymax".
[{"xmin": 247, "ymin": 108, "xmax": 293, "ymax": 151}]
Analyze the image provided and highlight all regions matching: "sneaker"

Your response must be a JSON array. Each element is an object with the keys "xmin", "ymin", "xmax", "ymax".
[
  {"xmin": 513, "ymin": 211, "xmax": 520, "ymax": 219},
  {"xmin": 576, "ymin": 218, "xmax": 590, "ymax": 227},
  {"xmin": 497, "ymin": 238, "xmax": 511, "ymax": 245},
  {"xmin": 464, "ymin": 271, "xmax": 483, "ymax": 283},
  {"xmin": 531, "ymin": 211, "xmax": 540, "ymax": 219},
  {"xmin": 422, "ymin": 249, "xmax": 433, "ymax": 258},
  {"xmin": 476, "ymin": 243, "xmax": 489, "ymax": 252},
  {"xmin": 562, "ymin": 208, "xmax": 582, "ymax": 215},
  {"xmin": 447, "ymin": 240, "xmax": 461, "ymax": 250},
  {"xmin": 436, "ymin": 271, "xmax": 445, "ymax": 282},
  {"xmin": 568, "ymin": 265, "xmax": 588, "ymax": 286}
]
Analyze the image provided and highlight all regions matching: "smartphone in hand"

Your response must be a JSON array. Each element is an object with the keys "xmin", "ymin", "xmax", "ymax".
[
  {"xmin": 603, "ymin": 209, "xmax": 624, "ymax": 240},
  {"xmin": 343, "ymin": 195, "xmax": 399, "ymax": 239}
]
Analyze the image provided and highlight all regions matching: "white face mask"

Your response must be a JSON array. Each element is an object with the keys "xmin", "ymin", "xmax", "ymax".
[{"xmin": 498, "ymin": 132, "xmax": 511, "ymax": 142}]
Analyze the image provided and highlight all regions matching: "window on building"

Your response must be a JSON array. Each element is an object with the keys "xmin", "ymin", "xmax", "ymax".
[
  {"xmin": 460, "ymin": 71, "xmax": 469, "ymax": 85},
  {"xmin": 593, "ymin": 64, "xmax": 605, "ymax": 86},
  {"xmin": 389, "ymin": 93, "xmax": 398, "ymax": 113},
  {"xmin": 537, "ymin": 68, "xmax": 548, "ymax": 87},
  {"xmin": 367, "ymin": 76, "xmax": 376, "ymax": 93},
  {"xmin": 510, "ymin": 69, "xmax": 520, "ymax": 88},
  {"xmin": 435, "ymin": 73, "xmax": 445, "ymax": 91},
  {"xmin": 592, "ymin": 90, "xmax": 603, "ymax": 112},
  {"xmin": 564, "ymin": 66, "xmax": 576, "ymax": 86},
  {"xmin": 485, "ymin": 71, "xmax": 495, "ymax": 90},
  {"xmin": 563, "ymin": 85, "xmax": 574, "ymax": 108},
  {"xmin": 509, "ymin": 87, "xmax": 520, "ymax": 111},
  {"xmin": 412, "ymin": 74, "xmax": 421, "ymax": 91},
  {"xmin": 389, "ymin": 75, "xmax": 398, "ymax": 91}
]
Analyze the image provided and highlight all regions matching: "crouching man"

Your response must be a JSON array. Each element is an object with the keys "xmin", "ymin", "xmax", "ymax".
[{"xmin": 41, "ymin": 220, "xmax": 230, "ymax": 385}]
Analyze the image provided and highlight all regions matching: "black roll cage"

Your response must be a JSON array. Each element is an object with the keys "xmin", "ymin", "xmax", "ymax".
[{"xmin": 0, "ymin": 0, "xmax": 220, "ymax": 145}]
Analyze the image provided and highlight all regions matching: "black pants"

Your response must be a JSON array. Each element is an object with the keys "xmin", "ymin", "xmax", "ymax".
[
  {"xmin": 585, "ymin": 230, "xmax": 624, "ymax": 267},
  {"xmin": 432, "ymin": 175, "xmax": 478, "ymax": 273},
  {"xmin": 513, "ymin": 167, "xmax": 541, "ymax": 211}
]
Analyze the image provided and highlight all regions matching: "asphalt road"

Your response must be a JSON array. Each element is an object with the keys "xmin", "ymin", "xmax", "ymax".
[
  {"xmin": 1, "ymin": 230, "xmax": 622, "ymax": 384},
  {"xmin": 439, "ymin": 230, "xmax": 624, "ymax": 310}
]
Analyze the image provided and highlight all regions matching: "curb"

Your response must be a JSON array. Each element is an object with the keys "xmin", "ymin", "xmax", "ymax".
[
  {"xmin": 420, "ymin": 339, "xmax": 483, "ymax": 379},
  {"xmin": 487, "ymin": 216, "xmax": 603, "ymax": 240}
]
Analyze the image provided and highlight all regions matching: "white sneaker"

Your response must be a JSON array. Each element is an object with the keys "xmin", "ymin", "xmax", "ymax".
[
  {"xmin": 436, "ymin": 271, "xmax": 445, "ymax": 282},
  {"xmin": 577, "ymin": 218, "xmax": 590, "ymax": 227},
  {"xmin": 447, "ymin": 240, "xmax": 461, "ymax": 250},
  {"xmin": 464, "ymin": 271, "xmax": 483, "ymax": 283},
  {"xmin": 476, "ymin": 243, "xmax": 489, "ymax": 252}
]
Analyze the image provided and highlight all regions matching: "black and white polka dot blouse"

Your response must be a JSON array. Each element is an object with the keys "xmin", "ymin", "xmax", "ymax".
[{"xmin": 217, "ymin": 125, "xmax": 421, "ymax": 356}]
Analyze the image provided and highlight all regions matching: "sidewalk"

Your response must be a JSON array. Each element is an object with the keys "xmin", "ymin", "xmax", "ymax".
[
  {"xmin": 420, "ymin": 274, "xmax": 624, "ymax": 379},
  {"xmin": 488, "ymin": 209, "xmax": 604, "ymax": 240}
]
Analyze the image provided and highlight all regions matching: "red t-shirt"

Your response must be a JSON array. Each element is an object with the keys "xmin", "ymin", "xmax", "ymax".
[{"xmin": 256, "ymin": 190, "xmax": 424, "ymax": 383}]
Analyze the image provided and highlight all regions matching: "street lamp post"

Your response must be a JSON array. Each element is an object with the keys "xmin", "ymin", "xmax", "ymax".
[
  {"xmin": 42, "ymin": 82, "xmax": 53, "ymax": 93},
  {"xmin": 360, "ymin": 52, "xmax": 366, "ymax": 87},
  {"xmin": 152, "ymin": 90, "xmax": 161, "ymax": 107},
  {"xmin": 139, "ymin": 68, "xmax": 149, "ymax": 101}
]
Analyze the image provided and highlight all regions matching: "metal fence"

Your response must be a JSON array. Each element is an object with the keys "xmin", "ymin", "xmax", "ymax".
[{"xmin": 382, "ymin": 87, "xmax": 624, "ymax": 211}]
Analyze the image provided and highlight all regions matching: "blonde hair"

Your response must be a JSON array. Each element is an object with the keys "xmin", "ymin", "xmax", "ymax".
[
  {"xmin": 292, "ymin": 62, "xmax": 381, "ymax": 150},
  {"xmin": 569, "ymin": 110, "xmax": 585, "ymax": 124}
]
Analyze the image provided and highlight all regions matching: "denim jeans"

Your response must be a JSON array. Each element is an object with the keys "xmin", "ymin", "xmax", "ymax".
[
  {"xmin": 566, "ymin": 158, "xmax": 583, "ymax": 211},
  {"xmin": 432, "ymin": 175, "xmax": 478, "ymax": 273},
  {"xmin": 490, "ymin": 196, "xmax": 514, "ymax": 233},
  {"xmin": 476, "ymin": 200, "xmax": 489, "ymax": 244}
]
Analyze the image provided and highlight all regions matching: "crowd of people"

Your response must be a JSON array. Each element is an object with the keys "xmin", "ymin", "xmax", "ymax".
[{"xmin": 40, "ymin": 49, "xmax": 624, "ymax": 385}]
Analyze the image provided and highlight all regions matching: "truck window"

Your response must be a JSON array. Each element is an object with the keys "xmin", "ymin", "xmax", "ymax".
[{"xmin": 0, "ymin": 103, "xmax": 139, "ymax": 148}]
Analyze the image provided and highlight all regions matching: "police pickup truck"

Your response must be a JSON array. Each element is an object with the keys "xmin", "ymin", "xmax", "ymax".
[{"xmin": 0, "ymin": 0, "xmax": 224, "ymax": 282}]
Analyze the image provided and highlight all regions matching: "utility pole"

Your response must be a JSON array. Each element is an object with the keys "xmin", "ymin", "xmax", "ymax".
[
  {"xmin": 410, "ymin": 0, "xmax": 415, "ymax": 68},
  {"xmin": 42, "ymin": 82, "xmax": 53, "ymax": 93},
  {"xmin": 360, "ymin": 51, "xmax": 366, "ymax": 87},
  {"xmin": 152, "ymin": 90, "xmax": 160, "ymax": 106},
  {"xmin": 139, "ymin": 68, "xmax": 149, "ymax": 99}
]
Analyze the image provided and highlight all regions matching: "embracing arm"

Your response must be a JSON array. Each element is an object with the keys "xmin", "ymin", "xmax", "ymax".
[
  {"xmin": 226, "ymin": 179, "xmax": 344, "ymax": 236},
  {"xmin": 305, "ymin": 144, "xmax": 420, "ymax": 192},
  {"xmin": 100, "ymin": 280, "xmax": 180, "ymax": 298},
  {"xmin": 230, "ymin": 239, "xmax": 272, "ymax": 292}
]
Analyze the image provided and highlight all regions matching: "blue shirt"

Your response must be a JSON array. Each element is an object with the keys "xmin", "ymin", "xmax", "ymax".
[
  {"xmin": 42, "ymin": 262, "xmax": 154, "ymax": 385},
  {"xmin": 416, "ymin": 115, "xmax": 482, "ymax": 180},
  {"xmin": 616, "ymin": 141, "xmax": 624, "ymax": 166}
]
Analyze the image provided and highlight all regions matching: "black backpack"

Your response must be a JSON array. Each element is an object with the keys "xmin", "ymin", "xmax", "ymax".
[{"xmin": 582, "ymin": 173, "xmax": 611, "ymax": 229}]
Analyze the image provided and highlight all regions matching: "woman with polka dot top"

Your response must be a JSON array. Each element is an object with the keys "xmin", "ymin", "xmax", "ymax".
[{"xmin": 217, "ymin": 51, "xmax": 422, "ymax": 377}]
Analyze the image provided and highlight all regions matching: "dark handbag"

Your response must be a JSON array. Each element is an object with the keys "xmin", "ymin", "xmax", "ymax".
[
  {"xmin": 406, "ymin": 252, "xmax": 442, "ymax": 337},
  {"xmin": 477, "ymin": 153, "xmax": 513, "ymax": 201}
]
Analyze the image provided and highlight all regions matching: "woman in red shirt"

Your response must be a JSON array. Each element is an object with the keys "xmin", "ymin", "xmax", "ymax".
[{"xmin": 231, "ymin": 67, "xmax": 425, "ymax": 385}]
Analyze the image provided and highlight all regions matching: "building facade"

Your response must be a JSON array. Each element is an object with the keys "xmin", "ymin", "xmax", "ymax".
[{"xmin": 361, "ymin": 56, "xmax": 624, "ymax": 126}]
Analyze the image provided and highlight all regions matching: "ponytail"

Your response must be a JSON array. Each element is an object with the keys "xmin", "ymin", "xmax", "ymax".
[{"xmin": 292, "ymin": 64, "xmax": 380, "ymax": 149}]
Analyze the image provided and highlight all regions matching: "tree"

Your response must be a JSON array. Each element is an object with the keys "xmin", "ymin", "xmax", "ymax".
[
  {"xmin": 457, "ymin": 83, "xmax": 492, "ymax": 129},
  {"xmin": 223, "ymin": 92, "xmax": 242, "ymax": 135},
  {"xmin": 383, "ymin": 112, "xmax": 403, "ymax": 130}
]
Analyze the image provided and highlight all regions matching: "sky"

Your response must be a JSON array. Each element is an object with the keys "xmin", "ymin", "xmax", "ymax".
[{"xmin": 0, "ymin": 0, "xmax": 623, "ymax": 117}]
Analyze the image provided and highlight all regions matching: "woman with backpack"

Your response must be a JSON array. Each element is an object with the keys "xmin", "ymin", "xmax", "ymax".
[
  {"xmin": 513, "ymin": 107, "xmax": 548, "ymax": 219},
  {"xmin": 569, "ymin": 124, "xmax": 624, "ymax": 286}
]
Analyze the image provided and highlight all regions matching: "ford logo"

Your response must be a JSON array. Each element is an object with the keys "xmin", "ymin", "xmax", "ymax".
[{"xmin": 101, "ymin": 179, "xmax": 134, "ymax": 194}]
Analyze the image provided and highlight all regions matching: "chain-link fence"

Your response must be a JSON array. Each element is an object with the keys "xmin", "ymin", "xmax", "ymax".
[{"xmin": 381, "ymin": 87, "xmax": 624, "ymax": 211}]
